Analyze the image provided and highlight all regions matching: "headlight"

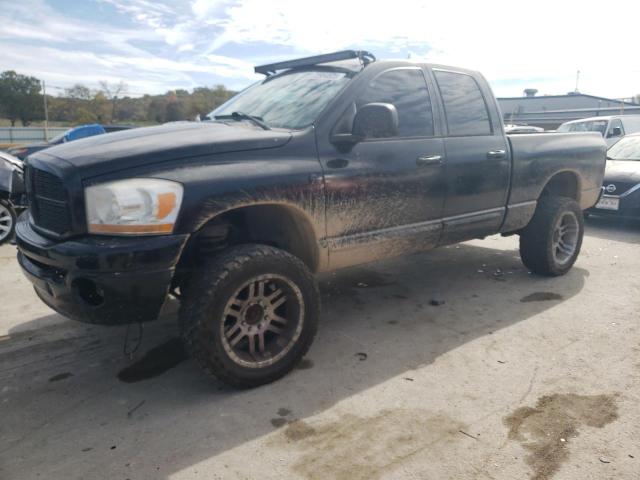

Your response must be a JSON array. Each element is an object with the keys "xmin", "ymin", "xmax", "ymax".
[{"xmin": 85, "ymin": 178, "xmax": 183, "ymax": 235}]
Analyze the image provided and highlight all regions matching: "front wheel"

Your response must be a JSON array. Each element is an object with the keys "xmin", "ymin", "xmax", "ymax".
[
  {"xmin": 519, "ymin": 196, "xmax": 584, "ymax": 276},
  {"xmin": 0, "ymin": 200, "xmax": 16, "ymax": 245},
  {"xmin": 180, "ymin": 244, "xmax": 319, "ymax": 388}
]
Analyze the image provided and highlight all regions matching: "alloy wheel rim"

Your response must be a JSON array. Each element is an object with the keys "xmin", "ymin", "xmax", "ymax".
[
  {"xmin": 220, "ymin": 274, "xmax": 305, "ymax": 368},
  {"xmin": 552, "ymin": 211, "xmax": 579, "ymax": 265},
  {"xmin": 0, "ymin": 204, "xmax": 13, "ymax": 242}
]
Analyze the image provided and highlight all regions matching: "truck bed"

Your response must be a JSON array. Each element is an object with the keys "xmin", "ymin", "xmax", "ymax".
[{"xmin": 507, "ymin": 131, "xmax": 606, "ymax": 210}]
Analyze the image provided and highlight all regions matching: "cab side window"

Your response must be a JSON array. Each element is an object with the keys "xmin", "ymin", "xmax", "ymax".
[
  {"xmin": 357, "ymin": 69, "xmax": 434, "ymax": 138},
  {"xmin": 608, "ymin": 119, "xmax": 624, "ymax": 138},
  {"xmin": 434, "ymin": 70, "xmax": 492, "ymax": 136}
]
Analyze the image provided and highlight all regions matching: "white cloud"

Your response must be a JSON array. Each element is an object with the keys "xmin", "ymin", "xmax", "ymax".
[
  {"xmin": 192, "ymin": 0, "xmax": 234, "ymax": 18},
  {"xmin": 0, "ymin": 0, "xmax": 227, "ymax": 93},
  {"xmin": 195, "ymin": 0, "xmax": 640, "ymax": 98},
  {"xmin": 1, "ymin": 0, "xmax": 639, "ymax": 98}
]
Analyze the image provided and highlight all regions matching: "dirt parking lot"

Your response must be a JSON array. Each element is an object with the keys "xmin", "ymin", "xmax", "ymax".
[{"xmin": 1, "ymin": 217, "xmax": 639, "ymax": 480}]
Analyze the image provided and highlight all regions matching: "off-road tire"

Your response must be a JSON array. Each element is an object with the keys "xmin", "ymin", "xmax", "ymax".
[
  {"xmin": 180, "ymin": 244, "xmax": 319, "ymax": 388},
  {"xmin": 519, "ymin": 196, "xmax": 584, "ymax": 276},
  {"xmin": 0, "ymin": 200, "xmax": 16, "ymax": 245}
]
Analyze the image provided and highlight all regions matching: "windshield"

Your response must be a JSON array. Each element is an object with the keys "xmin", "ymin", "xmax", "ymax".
[
  {"xmin": 210, "ymin": 70, "xmax": 350, "ymax": 129},
  {"xmin": 557, "ymin": 120, "xmax": 608, "ymax": 136},
  {"xmin": 607, "ymin": 135, "xmax": 640, "ymax": 161},
  {"xmin": 48, "ymin": 128, "xmax": 71, "ymax": 144}
]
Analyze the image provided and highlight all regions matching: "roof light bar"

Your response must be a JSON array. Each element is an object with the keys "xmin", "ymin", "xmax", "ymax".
[{"xmin": 254, "ymin": 50, "xmax": 376, "ymax": 75}]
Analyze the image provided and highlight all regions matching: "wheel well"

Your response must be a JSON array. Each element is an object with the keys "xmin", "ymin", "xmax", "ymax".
[
  {"xmin": 540, "ymin": 172, "xmax": 579, "ymax": 202},
  {"xmin": 177, "ymin": 204, "xmax": 319, "ymax": 279}
]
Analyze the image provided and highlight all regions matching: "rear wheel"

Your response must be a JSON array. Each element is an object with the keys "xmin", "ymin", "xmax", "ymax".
[
  {"xmin": 519, "ymin": 196, "xmax": 584, "ymax": 276},
  {"xmin": 180, "ymin": 244, "xmax": 319, "ymax": 388},
  {"xmin": 0, "ymin": 200, "xmax": 16, "ymax": 245}
]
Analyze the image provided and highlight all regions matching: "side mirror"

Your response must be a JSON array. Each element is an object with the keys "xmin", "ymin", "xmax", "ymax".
[
  {"xmin": 353, "ymin": 103, "xmax": 398, "ymax": 139},
  {"xmin": 608, "ymin": 126, "xmax": 622, "ymax": 138},
  {"xmin": 330, "ymin": 102, "xmax": 399, "ymax": 145}
]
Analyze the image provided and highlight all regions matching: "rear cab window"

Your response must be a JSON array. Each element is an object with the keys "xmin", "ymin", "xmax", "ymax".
[{"xmin": 433, "ymin": 70, "xmax": 492, "ymax": 136}]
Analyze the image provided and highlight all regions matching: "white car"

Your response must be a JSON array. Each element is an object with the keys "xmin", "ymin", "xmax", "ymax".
[
  {"xmin": 0, "ymin": 150, "xmax": 25, "ymax": 244},
  {"xmin": 557, "ymin": 115, "xmax": 640, "ymax": 147}
]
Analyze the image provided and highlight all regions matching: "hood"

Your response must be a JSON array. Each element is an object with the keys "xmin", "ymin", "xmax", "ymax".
[
  {"xmin": 30, "ymin": 121, "xmax": 292, "ymax": 176},
  {"xmin": 9, "ymin": 143, "xmax": 50, "ymax": 160},
  {"xmin": 604, "ymin": 160, "xmax": 640, "ymax": 183}
]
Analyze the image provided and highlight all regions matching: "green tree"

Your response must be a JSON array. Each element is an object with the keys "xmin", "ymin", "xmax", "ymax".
[
  {"xmin": 75, "ymin": 106, "xmax": 99, "ymax": 124},
  {"xmin": 1, "ymin": 71, "xmax": 237, "ymax": 126},
  {"xmin": 147, "ymin": 96, "xmax": 168, "ymax": 123},
  {"xmin": 0, "ymin": 70, "xmax": 44, "ymax": 126},
  {"xmin": 188, "ymin": 85, "xmax": 235, "ymax": 120},
  {"xmin": 99, "ymin": 80, "xmax": 127, "ymax": 122},
  {"xmin": 164, "ymin": 93, "xmax": 185, "ymax": 122},
  {"xmin": 90, "ymin": 92, "xmax": 112, "ymax": 123},
  {"xmin": 65, "ymin": 84, "xmax": 92, "ymax": 100}
]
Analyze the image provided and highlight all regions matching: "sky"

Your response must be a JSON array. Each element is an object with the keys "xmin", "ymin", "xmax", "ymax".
[{"xmin": 0, "ymin": 0, "xmax": 639, "ymax": 99}]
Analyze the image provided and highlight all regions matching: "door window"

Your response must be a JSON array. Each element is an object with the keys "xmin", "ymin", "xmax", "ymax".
[
  {"xmin": 357, "ymin": 69, "xmax": 434, "ymax": 138},
  {"xmin": 607, "ymin": 119, "xmax": 624, "ymax": 138},
  {"xmin": 434, "ymin": 70, "xmax": 492, "ymax": 136}
]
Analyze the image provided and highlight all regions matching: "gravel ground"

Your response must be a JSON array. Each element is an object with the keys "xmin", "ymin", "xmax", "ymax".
[{"xmin": 0, "ymin": 216, "xmax": 638, "ymax": 480}]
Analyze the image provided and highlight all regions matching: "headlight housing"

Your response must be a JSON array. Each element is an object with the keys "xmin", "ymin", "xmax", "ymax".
[{"xmin": 85, "ymin": 178, "xmax": 183, "ymax": 235}]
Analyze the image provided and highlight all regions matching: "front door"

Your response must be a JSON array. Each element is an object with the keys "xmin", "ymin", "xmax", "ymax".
[{"xmin": 318, "ymin": 67, "xmax": 447, "ymax": 269}]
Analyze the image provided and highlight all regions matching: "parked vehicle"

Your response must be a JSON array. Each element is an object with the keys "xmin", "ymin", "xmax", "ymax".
[
  {"xmin": 557, "ymin": 115, "xmax": 640, "ymax": 147},
  {"xmin": 8, "ymin": 124, "xmax": 133, "ymax": 160},
  {"xmin": 15, "ymin": 50, "xmax": 606, "ymax": 387},
  {"xmin": 589, "ymin": 132, "xmax": 640, "ymax": 218},
  {"xmin": 0, "ymin": 151, "xmax": 26, "ymax": 244},
  {"xmin": 505, "ymin": 124, "xmax": 544, "ymax": 134}
]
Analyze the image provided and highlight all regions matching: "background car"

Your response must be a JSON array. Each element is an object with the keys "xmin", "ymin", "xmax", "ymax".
[
  {"xmin": 557, "ymin": 115, "xmax": 640, "ymax": 147},
  {"xmin": 7, "ymin": 124, "xmax": 133, "ymax": 160},
  {"xmin": 0, "ymin": 150, "xmax": 26, "ymax": 244},
  {"xmin": 589, "ymin": 132, "xmax": 640, "ymax": 219}
]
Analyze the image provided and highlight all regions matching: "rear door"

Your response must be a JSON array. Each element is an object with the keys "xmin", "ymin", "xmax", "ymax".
[
  {"xmin": 318, "ymin": 67, "xmax": 447, "ymax": 269},
  {"xmin": 431, "ymin": 69, "xmax": 510, "ymax": 244}
]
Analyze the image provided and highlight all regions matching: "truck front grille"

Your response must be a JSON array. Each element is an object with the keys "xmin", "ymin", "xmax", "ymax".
[{"xmin": 29, "ymin": 167, "xmax": 72, "ymax": 235}]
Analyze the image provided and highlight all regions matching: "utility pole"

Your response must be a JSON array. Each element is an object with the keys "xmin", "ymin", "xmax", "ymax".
[
  {"xmin": 574, "ymin": 70, "xmax": 580, "ymax": 93},
  {"xmin": 42, "ymin": 80, "xmax": 49, "ymax": 140}
]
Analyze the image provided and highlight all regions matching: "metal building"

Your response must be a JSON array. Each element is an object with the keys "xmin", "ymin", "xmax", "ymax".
[{"xmin": 497, "ymin": 91, "xmax": 640, "ymax": 130}]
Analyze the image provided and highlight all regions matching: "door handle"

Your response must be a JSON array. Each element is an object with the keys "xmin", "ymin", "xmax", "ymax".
[
  {"xmin": 416, "ymin": 155, "xmax": 443, "ymax": 166},
  {"xmin": 327, "ymin": 158, "xmax": 349, "ymax": 169},
  {"xmin": 487, "ymin": 149, "xmax": 506, "ymax": 159}
]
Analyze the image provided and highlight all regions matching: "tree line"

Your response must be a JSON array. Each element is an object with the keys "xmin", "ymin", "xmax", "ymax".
[{"xmin": 0, "ymin": 70, "xmax": 236, "ymax": 127}]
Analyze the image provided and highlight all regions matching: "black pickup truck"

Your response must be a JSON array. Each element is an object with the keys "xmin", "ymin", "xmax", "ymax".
[{"xmin": 15, "ymin": 51, "xmax": 606, "ymax": 387}]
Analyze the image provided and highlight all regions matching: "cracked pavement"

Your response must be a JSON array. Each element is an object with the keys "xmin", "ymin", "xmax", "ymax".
[{"xmin": 1, "ymin": 216, "xmax": 639, "ymax": 480}]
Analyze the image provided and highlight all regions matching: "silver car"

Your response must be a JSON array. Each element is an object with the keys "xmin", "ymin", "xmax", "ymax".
[{"xmin": 557, "ymin": 115, "xmax": 640, "ymax": 147}]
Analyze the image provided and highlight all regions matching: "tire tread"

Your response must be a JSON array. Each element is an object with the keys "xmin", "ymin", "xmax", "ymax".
[
  {"xmin": 519, "ymin": 196, "xmax": 583, "ymax": 276},
  {"xmin": 180, "ymin": 244, "xmax": 319, "ymax": 388}
]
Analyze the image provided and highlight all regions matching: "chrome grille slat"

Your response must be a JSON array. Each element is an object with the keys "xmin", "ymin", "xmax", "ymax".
[{"xmin": 29, "ymin": 168, "xmax": 72, "ymax": 235}]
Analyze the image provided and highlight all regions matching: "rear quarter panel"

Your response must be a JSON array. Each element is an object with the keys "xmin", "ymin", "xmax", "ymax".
[{"xmin": 507, "ymin": 131, "xmax": 606, "ymax": 211}]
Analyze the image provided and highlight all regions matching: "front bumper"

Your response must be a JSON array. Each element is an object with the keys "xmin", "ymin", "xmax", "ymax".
[
  {"xmin": 16, "ymin": 214, "xmax": 189, "ymax": 325},
  {"xmin": 588, "ymin": 184, "xmax": 640, "ymax": 219}
]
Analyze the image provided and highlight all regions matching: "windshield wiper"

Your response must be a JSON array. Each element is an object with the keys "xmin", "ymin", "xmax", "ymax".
[{"xmin": 214, "ymin": 111, "xmax": 271, "ymax": 130}]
